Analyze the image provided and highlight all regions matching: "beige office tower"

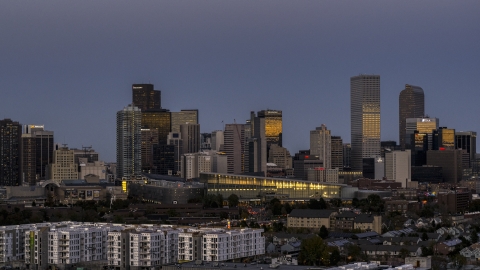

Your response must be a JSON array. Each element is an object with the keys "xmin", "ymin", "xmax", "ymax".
[
  {"xmin": 48, "ymin": 146, "xmax": 78, "ymax": 181},
  {"xmin": 171, "ymin": 109, "xmax": 198, "ymax": 133},
  {"xmin": 310, "ymin": 124, "xmax": 331, "ymax": 169},
  {"xmin": 399, "ymin": 84, "xmax": 425, "ymax": 150},
  {"xmin": 180, "ymin": 124, "xmax": 200, "ymax": 154},
  {"xmin": 331, "ymin": 136, "xmax": 343, "ymax": 171},
  {"xmin": 224, "ymin": 124, "xmax": 245, "ymax": 174},
  {"xmin": 350, "ymin": 75, "xmax": 381, "ymax": 171},
  {"xmin": 211, "ymin": 130, "xmax": 224, "ymax": 151},
  {"xmin": 385, "ymin": 150, "xmax": 411, "ymax": 188},
  {"xmin": 268, "ymin": 144, "xmax": 292, "ymax": 169}
]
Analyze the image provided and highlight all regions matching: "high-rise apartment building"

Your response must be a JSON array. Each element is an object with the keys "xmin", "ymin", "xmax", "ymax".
[
  {"xmin": 456, "ymin": 131, "xmax": 477, "ymax": 168},
  {"xmin": 132, "ymin": 84, "xmax": 161, "ymax": 111},
  {"xmin": 171, "ymin": 109, "xmax": 198, "ymax": 133},
  {"xmin": 116, "ymin": 104, "xmax": 142, "ymax": 179},
  {"xmin": 141, "ymin": 109, "xmax": 171, "ymax": 145},
  {"xmin": 310, "ymin": 124, "xmax": 331, "ymax": 169},
  {"xmin": 180, "ymin": 124, "xmax": 200, "ymax": 154},
  {"xmin": 21, "ymin": 125, "xmax": 54, "ymax": 185},
  {"xmin": 350, "ymin": 75, "xmax": 381, "ymax": 171},
  {"xmin": 399, "ymin": 84, "xmax": 425, "ymax": 150},
  {"xmin": 331, "ymin": 136, "xmax": 343, "ymax": 171},
  {"xmin": 224, "ymin": 124, "xmax": 245, "ymax": 174},
  {"xmin": 0, "ymin": 119, "xmax": 22, "ymax": 186}
]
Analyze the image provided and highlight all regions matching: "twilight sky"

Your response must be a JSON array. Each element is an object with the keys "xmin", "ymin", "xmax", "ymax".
[{"xmin": 1, "ymin": 1, "xmax": 479, "ymax": 162}]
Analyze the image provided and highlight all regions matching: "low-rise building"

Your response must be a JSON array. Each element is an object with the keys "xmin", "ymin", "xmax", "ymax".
[{"xmin": 287, "ymin": 209, "xmax": 335, "ymax": 229}]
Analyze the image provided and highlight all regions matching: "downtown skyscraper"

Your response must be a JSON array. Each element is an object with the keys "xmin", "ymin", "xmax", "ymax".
[
  {"xmin": 399, "ymin": 84, "xmax": 425, "ymax": 150},
  {"xmin": 0, "ymin": 119, "xmax": 22, "ymax": 186},
  {"xmin": 116, "ymin": 104, "xmax": 142, "ymax": 179},
  {"xmin": 350, "ymin": 75, "xmax": 381, "ymax": 171},
  {"xmin": 132, "ymin": 84, "xmax": 161, "ymax": 111}
]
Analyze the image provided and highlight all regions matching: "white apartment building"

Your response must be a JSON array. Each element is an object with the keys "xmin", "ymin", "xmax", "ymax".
[
  {"xmin": 179, "ymin": 228, "xmax": 265, "ymax": 262},
  {"xmin": 182, "ymin": 152, "xmax": 212, "ymax": 180},
  {"xmin": 385, "ymin": 149, "xmax": 411, "ymax": 188},
  {"xmin": 107, "ymin": 226, "xmax": 180, "ymax": 269},
  {"xmin": 0, "ymin": 225, "xmax": 30, "ymax": 263},
  {"xmin": 129, "ymin": 230, "xmax": 164, "ymax": 268}
]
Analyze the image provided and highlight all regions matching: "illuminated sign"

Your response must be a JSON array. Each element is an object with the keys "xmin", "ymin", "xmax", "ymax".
[
  {"xmin": 122, "ymin": 181, "xmax": 127, "ymax": 192},
  {"xmin": 132, "ymin": 86, "xmax": 143, "ymax": 89},
  {"xmin": 421, "ymin": 119, "xmax": 432, "ymax": 122}
]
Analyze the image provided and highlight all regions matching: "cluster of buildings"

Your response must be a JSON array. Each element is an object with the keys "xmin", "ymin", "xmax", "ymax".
[
  {"xmin": 0, "ymin": 222, "xmax": 264, "ymax": 269},
  {"xmin": 0, "ymin": 76, "xmax": 479, "ymax": 210}
]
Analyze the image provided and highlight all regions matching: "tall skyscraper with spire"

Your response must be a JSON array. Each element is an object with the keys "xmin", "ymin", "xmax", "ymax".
[
  {"xmin": 116, "ymin": 104, "xmax": 142, "ymax": 179},
  {"xmin": 399, "ymin": 84, "xmax": 425, "ymax": 150},
  {"xmin": 350, "ymin": 75, "xmax": 381, "ymax": 171}
]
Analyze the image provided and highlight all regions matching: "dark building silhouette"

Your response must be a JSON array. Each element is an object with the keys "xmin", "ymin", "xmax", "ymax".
[
  {"xmin": 141, "ymin": 109, "xmax": 171, "ymax": 145},
  {"xmin": 432, "ymin": 127, "xmax": 456, "ymax": 150},
  {"xmin": 0, "ymin": 119, "xmax": 22, "ymax": 186},
  {"xmin": 152, "ymin": 144, "xmax": 175, "ymax": 175},
  {"xmin": 331, "ymin": 136, "xmax": 343, "ymax": 171},
  {"xmin": 21, "ymin": 125, "xmax": 54, "ymax": 185},
  {"xmin": 456, "ymin": 131, "xmax": 477, "ymax": 168},
  {"xmin": 399, "ymin": 84, "xmax": 424, "ymax": 150},
  {"xmin": 132, "ymin": 84, "xmax": 161, "ymax": 111},
  {"xmin": 427, "ymin": 149, "xmax": 463, "ymax": 184}
]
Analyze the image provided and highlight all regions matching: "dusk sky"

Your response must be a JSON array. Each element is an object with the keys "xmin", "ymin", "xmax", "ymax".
[{"xmin": 1, "ymin": 1, "xmax": 479, "ymax": 162}]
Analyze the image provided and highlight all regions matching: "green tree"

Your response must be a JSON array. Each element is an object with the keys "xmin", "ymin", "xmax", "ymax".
[
  {"xmin": 352, "ymin": 198, "xmax": 359, "ymax": 208},
  {"xmin": 346, "ymin": 244, "xmax": 365, "ymax": 262},
  {"xmin": 451, "ymin": 253, "xmax": 467, "ymax": 269},
  {"xmin": 330, "ymin": 198, "xmax": 343, "ymax": 208},
  {"xmin": 399, "ymin": 248, "xmax": 410, "ymax": 259},
  {"xmin": 471, "ymin": 229, "xmax": 479, "ymax": 244},
  {"xmin": 227, "ymin": 194, "xmax": 239, "ymax": 207},
  {"xmin": 298, "ymin": 236, "xmax": 328, "ymax": 266},
  {"xmin": 319, "ymin": 225, "xmax": 329, "ymax": 239},
  {"xmin": 421, "ymin": 232, "xmax": 428, "ymax": 241},
  {"xmin": 329, "ymin": 248, "xmax": 341, "ymax": 266},
  {"xmin": 216, "ymin": 194, "xmax": 224, "ymax": 207}
]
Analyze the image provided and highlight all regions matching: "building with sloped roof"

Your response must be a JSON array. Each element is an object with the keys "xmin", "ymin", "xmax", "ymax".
[{"xmin": 354, "ymin": 214, "xmax": 382, "ymax": 234}]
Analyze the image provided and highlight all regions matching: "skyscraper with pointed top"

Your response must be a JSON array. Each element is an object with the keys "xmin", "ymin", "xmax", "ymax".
[{"xmin": 399, "ymin": 84, "xmax": 425, "ymax": 150}]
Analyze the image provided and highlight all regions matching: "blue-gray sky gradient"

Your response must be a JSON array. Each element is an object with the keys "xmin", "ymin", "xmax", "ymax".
[{"xmin": 1, "ymin": 1, "xmax": 479, "ymax": 161}]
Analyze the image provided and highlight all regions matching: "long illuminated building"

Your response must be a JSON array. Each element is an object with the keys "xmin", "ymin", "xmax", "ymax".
[{"xmin": 200, "ymin": 173, "xmax": 345, "ymax": 201}]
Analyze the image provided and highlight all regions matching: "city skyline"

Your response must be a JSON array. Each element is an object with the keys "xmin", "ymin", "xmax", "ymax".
[{"xmin": 1, "ymin": 1, "xmax": 479, "ymax": 161}]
